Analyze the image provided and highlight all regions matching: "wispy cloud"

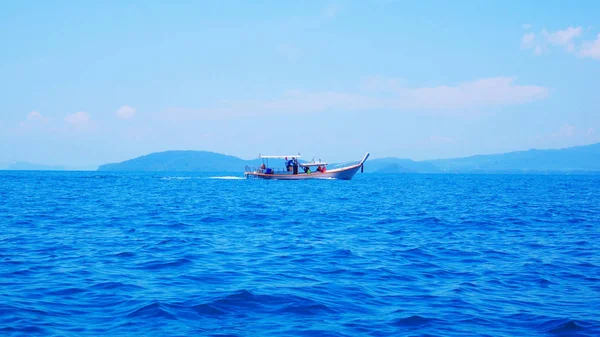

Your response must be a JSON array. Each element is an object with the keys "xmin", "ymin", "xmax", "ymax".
[
  {"xmin": 160, "ymin": 77, "xmax": 549, "ymax": 120},
  {"xmin": 533, "ymin": 123, "xmax": 599, "ymax": 150},
  {"xmin": 520, "ymin": 32, "xmax": 542, "ymax": 55},
  {"xmin": 65, "ymin": 111, "xmax": 93, "ymax": 129},
  {"xmin": 18, "ymin": 111, "xmax": 49, "ymax": 128},
  {"xmin": 521, "ymin": 32, "xmax": 536, "ymax": 47},
  {"xmin": 543, "ymin": 26, "xmax": 582, "ymax": 52},
  {"xmin": 375, "ymin": 77, "xmax": 548, "ymax": 110},
  {"xmin": 555, "ymin": 123, "xmax": 576, "ymax": 137},
  {"xmin": 521, "ymin": 26, "xmax": 600, "ymax": 60},
  {"xmin": 26, "ymin": 111, "xmax": 48, "ymax": 123},
  {"xmin": 116, "ymin": 105, "xmax": 136, "ymax": 120},
  {"xmin": 522, "ymin": 24, "xmax": 533, "ymax": 29},
  {"xmin": 521, "ymin": 26, "xmax": 582, "ymax": 55},
  {"xmin": 580, "ymin": 33, "xmax": 600, "ymax": 59},
  {"xmin": 588, "ymin": 127, "xmax": 596, "ymax": 135}
]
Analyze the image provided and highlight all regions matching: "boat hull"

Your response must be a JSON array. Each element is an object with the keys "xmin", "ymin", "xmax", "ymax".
[{"xmin": 244, "ymin": 163, "xmax": 363, "ymax": 180}]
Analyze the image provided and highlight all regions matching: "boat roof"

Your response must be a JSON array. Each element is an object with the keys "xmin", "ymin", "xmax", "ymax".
[
  {"xmin": 300, "ymin": 162, "xmax": 328, "ymax": 166},
  {"xmin": 259, "ymin": 155, "xmax": 301, "ymax": 159}
]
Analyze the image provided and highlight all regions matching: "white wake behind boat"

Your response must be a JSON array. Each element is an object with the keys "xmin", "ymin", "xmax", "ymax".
[{"xmin": 244, "ymin": 153, "xmax": 370, "ymax": 180}]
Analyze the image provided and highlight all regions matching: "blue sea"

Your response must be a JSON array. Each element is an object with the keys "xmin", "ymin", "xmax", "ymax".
[{"xmin": 1, "ymin": 172, "xmax": 599, "ymax": 337}]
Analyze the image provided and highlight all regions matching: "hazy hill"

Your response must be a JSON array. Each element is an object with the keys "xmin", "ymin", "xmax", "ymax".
[
  {"xmin": 98, "ymin": 150, "xmax": 262, "ymax": 172},
  {"xmin": 95, "ymin": 143, "xmax": 600, "ymax": 173},
  {"xmin": 364, "ymin": 158, "xmax": 440, "ymax": 173},
  {"xmin": 2, "ymin": 162, "xmax": 65, "ymax": 171},
  {"xmin": 428, "ymin": 143, "xmax": 600, "ymax": 173}
]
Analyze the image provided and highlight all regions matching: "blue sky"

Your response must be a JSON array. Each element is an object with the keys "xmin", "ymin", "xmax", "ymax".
[{"xmin": 1, "ymin": 0, "xmax": 599, "ymax": 168}]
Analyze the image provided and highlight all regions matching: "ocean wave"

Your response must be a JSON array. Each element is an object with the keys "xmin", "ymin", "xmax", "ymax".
[
  {"xmin": 391, "ymin": 315, "xmax": 440, "ymax": 327},
  {"xmin": 1, "ymin": 172, "xmax": 599, "ymax": 336},
  {"xmin": 135, "ymin": 258, "xmax": 193, "ymax": 270},
  {"xmin": 159, "ymin": 176, "xmax": 193, "ymax": 180}
]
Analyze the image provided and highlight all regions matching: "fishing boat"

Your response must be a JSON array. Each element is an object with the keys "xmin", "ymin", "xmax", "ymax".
[{"xmin": 244, "ymin": 153, "xmax": 370, "ymax": 180}]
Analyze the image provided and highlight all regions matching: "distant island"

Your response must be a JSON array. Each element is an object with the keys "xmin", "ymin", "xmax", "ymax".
[
  {"xmin": 96, "ymin": 143, "xmax": 600, "ymax": 174},
  {"xmin": 98, "ymin": 151, "xmax": 262, "ymax": 172},
  {"xmin": 0, "ymin": 162, "xmax": 101, "ymax": 171},
  {"xmin": 0, "ymin": 162, "xmax": 65, "ymax": 171},
  {"xmin": 367, "ymin": 142, "xmax": 600, "ymax": 174}
]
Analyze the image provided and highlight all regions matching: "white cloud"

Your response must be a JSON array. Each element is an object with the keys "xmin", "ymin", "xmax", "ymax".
[
  {"xmin": 546, "ymin": 124, "xmax": 599, "ymax": 141},
  {"xmin": 522, "ymin": 24, "xmax": 533, "ymax": 29},
  {"xmin": 160, "ymin": 77, "xmax": 549, "ymax": 120},
  {"xmin": 65, "ymin": 111, "xmax": 92, "ymax": 128},
  {"xmin": 520, "ymin": 26, "xmax": 600, "ymax": 59},
  {"xmin": 116, "ymin": 105, "xmax": 136, "ymax": 119},
  {"xmin": 521, "ymin": 32, "xmax": 536, "ymax": 49},
  {"xmin": 26, "ymin": 111, "xmax": 48, "ymax": 123},
  {"xmin": 18, "ymin": 111, "xmax": 49, "ymax": 129},
  {"xmin": 580, "ymin": 33, "xmax": 600, "ymax": 59},
  {"xmin": 381, "ymin": 77, "xmax": 548, "ymax": 110},
  {"xmin": 254, "ymin": 77, "xmax": 547, "ymax": 113},
  {"xmin": 520, "ymin": 31, "xmax": 543, "ymax": 55},
  {"xmin": 521, "ymin": 32, "xmax": 545, "ymax": 55},
  {"xmin": 543, "ymin": 26, "xmax": 582, "ymax": 52}
]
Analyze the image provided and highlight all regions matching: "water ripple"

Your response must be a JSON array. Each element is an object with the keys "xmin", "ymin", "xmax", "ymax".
[{"xmin": 0, "ymin": 172, "xmax": 599, "ymax": 336}]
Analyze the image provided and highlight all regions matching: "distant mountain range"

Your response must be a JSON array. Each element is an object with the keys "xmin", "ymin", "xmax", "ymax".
[
  {"xmin": 98, "ymin": 151, "xmax": 263, "ymax": 172},
  {"xmin": 367, "ymin": 142, "xmax": 600, "ymax": 174},
  {"xmin": 96, "ymin": 142, "xmax": 600, "ymax": 174},
  {"xmin": 0, "ymin": 162, "xmax": 65, "ymax": 171},
  {"xmin": 0, "ymin": 162, "xmax": 100, "ymax": 171}
]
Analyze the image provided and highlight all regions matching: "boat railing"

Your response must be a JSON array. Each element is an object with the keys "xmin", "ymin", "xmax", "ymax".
[{"xmin": 244, "ymin": 166, "xmax": 295, "ymax": 175}]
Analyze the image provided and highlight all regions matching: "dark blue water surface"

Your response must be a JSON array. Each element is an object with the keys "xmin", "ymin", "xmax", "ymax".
[{"xmin": 1, "ymin": 172, "xmax": 599, "ymax": 336}]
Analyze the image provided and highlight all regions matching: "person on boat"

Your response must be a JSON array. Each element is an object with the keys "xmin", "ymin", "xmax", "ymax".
[{"xmin": 260, "ymin": 163, "xmax": 266, "ymax": 172}]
